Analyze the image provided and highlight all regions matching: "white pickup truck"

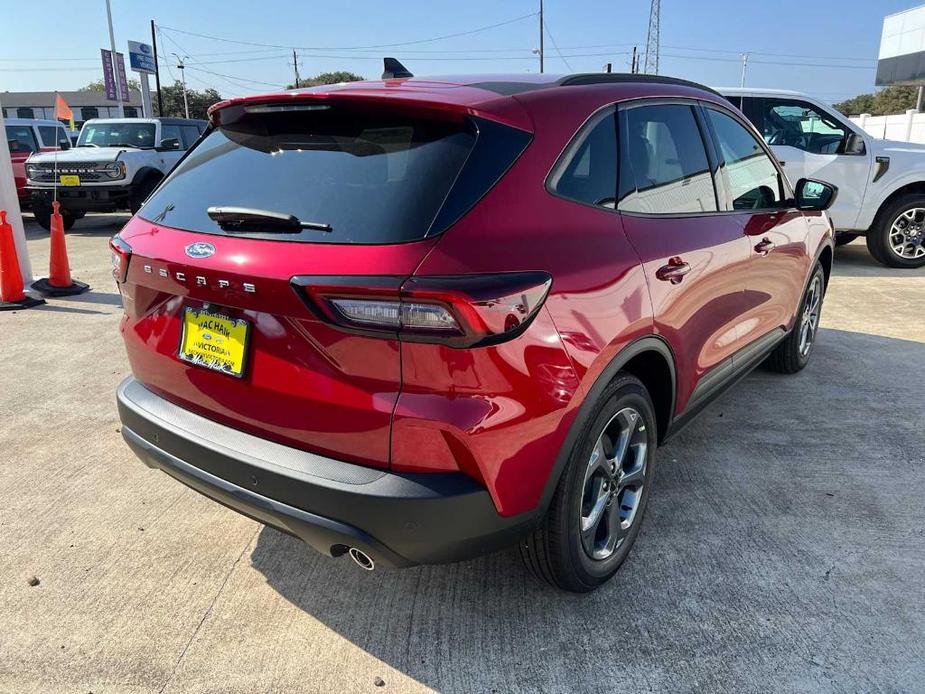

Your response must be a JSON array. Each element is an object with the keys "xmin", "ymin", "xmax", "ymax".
[
  {"xmin": 720, "ymin": 88, "xmax": 925, "ymax": 268},
  {"xmin": 25, "ymin": 117, "xmax": 205, "ymax": 230}
]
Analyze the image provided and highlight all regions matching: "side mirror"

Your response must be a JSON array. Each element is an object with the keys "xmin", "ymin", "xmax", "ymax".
[
  {"xmin": 844, "ymin": 132, "xmax": 866, "ymax": 155},
  {"xmin": 158, "ymin": 138, "xmax": 180, "ymax": 151},
  {"xmin": 795, "ymin": 178, "xmax": 838, "ymax": 211}
]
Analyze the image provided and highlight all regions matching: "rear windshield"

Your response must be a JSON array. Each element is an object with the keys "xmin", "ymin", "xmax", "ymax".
[{"xmin": 138, "ymin": 104, "xmax": 477, "ymax": 244}]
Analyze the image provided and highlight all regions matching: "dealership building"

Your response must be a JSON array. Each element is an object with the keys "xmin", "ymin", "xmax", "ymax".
[{"xmin": 1, "ymin": 90, "xmax": 143, "ymax": 129}]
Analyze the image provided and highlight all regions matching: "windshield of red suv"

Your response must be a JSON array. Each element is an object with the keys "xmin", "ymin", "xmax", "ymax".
[
  {"xmin": 77, "ymin": 122, "xmax": 156, "ymax": 148},
  {"xmin": 138, "ymin": 103, "xmax": 477, "ymax": 244}
]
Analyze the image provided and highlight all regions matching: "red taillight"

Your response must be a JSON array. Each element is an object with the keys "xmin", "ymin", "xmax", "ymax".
[
  {"xmin": 109, "ymin": 236, "xmax": 132, "ymax": 283},
  {"xmin": 293, "ymin": 272, "xmax": 552, "ymax": 348}
]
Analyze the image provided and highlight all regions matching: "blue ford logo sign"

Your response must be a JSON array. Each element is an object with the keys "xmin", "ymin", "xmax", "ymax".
[{"xmin": 185, "ymin": 242, "xmax": 216, "ymax": 259}]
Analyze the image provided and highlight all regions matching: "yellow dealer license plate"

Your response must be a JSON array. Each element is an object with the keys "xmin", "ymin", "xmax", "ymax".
[
  {"xmin": 178, "ymin": 307, "xmax": 250, "ymax": 378},
  {"xmin": 59, "ymin": 175, "xmax": 80, "ymax": 186}
]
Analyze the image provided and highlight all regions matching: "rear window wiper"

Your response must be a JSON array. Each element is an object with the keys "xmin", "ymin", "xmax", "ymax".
[{"xmin": 206, "ymin": 206, "xmax": 332, "ymax": 233}]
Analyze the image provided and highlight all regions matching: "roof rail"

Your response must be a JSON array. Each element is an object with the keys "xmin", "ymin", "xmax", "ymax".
[{"xmin": 557, "ymin": 73, "xmax": 722, "ymax": 97}]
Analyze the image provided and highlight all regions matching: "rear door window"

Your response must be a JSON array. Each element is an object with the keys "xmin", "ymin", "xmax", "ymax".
[
  {"xmin": 179, "ymin": 125, "xmax": 201, "ymax": 149},
  {"xmin": 618, "ymin": 104, "xmax": 718, "ymax": 214},
  {"xmin": 139, "ymin": 103, "xmax": 478, "ymax": 244},
  {"xmin": 38, "ymin": 125, "xmax": 70, "ymax": 150}
]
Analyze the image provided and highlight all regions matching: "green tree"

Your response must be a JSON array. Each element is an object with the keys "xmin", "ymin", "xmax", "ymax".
[
  {"xmin": 834, "ymin": 86, "xmax": 918, "ymax": 116},
  {"xmin": 287, "ymin": 70, "xmax": 364, "ymax": 90},
  {"xmin": 152, "ymin": 81, "xmax": 223, "ymax": 120},
  {"xmin": 79, "ymin": 77, "xmax": 143, "ymax": 93}
]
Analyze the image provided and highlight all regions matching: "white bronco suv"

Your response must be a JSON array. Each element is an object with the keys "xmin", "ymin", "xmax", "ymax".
[
  {"xmin": 720, "ymin": 88, "xmax": 925, "ymax": 268},
  {"xmin": 25, "ymin": 117, "xmax": 205, "ymax": 230}
]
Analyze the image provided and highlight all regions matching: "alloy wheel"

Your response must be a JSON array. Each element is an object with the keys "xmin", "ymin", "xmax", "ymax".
[
  {"xmin": 579, "ymin": 407, "xmax": 648, "ymax": 561},
  {"xmin": 889, "ymin": 208, "xmax": 925, "ymax": 260},
  {"xmin": 799, "ymin": 274, "xmax": 822, "ymax": 357}
]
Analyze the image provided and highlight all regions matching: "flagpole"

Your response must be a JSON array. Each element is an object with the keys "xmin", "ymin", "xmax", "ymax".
[{"xmin": 53, "ymin": 91, "xmax": 58, "ymax": 206}]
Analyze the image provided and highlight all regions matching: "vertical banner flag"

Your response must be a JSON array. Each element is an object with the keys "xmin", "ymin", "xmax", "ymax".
[
  {"xmin": 54, "ymin": 94, "xmax": 75, "ymax": 131},
  {"xmin": 115, "ymin": 52, "xmax": 130, "ymax": 102},
  {"xmin": 101, "ymin": 49, "xmax": 116, "ymax": 100}
]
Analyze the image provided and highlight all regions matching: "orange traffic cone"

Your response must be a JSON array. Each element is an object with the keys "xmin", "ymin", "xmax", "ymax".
[
  {"xmin": 0, "ymin": 209, "xmax": 45, "ymax": 311},
  {"xmin": 31, "ymin": 200, "xmax": 89, "ymax": 297}
]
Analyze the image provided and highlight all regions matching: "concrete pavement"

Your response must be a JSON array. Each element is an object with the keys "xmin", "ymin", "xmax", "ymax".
[{"xmin": 1, "ymin": 214, "xmax": 923, "ymax": 693}]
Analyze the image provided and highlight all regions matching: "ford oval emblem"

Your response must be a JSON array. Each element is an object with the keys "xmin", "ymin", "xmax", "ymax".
[{"xmin": 185, "ymin": 242, "xmax": 215, "ymax": 259}]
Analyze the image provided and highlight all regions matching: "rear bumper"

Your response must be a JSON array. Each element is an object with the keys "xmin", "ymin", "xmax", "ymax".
[
  {"xmin": 116, "ymin": 377, "xmax": 535, "ymax": 567},
  {"xmin": 30, "ymin": 184, "xmax": 134, "ymax": 212}
]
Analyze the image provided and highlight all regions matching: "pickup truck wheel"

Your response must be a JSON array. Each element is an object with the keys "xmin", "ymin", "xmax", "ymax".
[
  {"xmin": 834, "ymin": 232, "xmax": 858, "ymax": 247},
  {"xmin": 31, "ymin": 203, "xmax": 77, "ymax": 231},
  {"xmin": 32, "ymin": 204, "xmax": 52, "ymax": 231},
  {"xmin": 766, "ymin": 264, "xmax": 825, "ymax": 374},
  {"xmin": 520, "ymin": 374, "xmax": 657, "ymax": 592},
  {"xmin": 130, "ymin": 176, "xmax": 161, "ymax": 214},
  {"xmin": 868, "ymin": 195, "xmax": 925, "ymax": 268}
]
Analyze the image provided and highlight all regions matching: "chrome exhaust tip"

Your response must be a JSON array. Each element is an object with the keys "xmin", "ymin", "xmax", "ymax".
[{"xmin": 348, "ymin": 547, "xmax": 375, "ymax": 571}]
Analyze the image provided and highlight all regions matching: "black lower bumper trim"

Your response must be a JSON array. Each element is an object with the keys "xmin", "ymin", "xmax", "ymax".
[{"xmin": 117, "ymin": 377, "xmax": 536, "ymax": 567}]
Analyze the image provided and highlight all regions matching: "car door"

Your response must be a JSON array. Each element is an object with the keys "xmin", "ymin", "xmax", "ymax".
[
  {"xmin": 617, "ymin": 101, "xmax": 751, "ymax": 413},
  {"xmin": 741, "ymin": 96, "xmax": 870, "ymax": 230},
  {"xmin": 701, "ymin": 103, "xmax": 811, "ymax": 351},
  {"xmin": 158, "ymin": 124, "xmax": 187, "ymax": 169}
]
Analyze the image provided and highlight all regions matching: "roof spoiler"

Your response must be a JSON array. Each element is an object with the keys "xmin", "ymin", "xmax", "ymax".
[{"xmin": 382, "ymin": 57, "xmax": 413, "ymax": 80}]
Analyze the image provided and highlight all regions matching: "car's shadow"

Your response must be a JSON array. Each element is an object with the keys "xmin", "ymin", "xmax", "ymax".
[
  {"xmin": 249, "ymin": 327, "xmax": 925, "ymax": 693},
  {"xmin": 834, "ymin": 238, "xmax": 925, "ymax": 277},
  {"xmin": 22, "ymin": 212, "xmax": 132, "ymax": 239}
]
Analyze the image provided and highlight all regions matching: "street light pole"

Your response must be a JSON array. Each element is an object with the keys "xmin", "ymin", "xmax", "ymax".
[
  {"xmin": 538, "ymin": 0, "xmax": 544, "ymax": 74},
  {"xmin": 172, "ymin": 53, "xmax": 190, "ymax": 119},
  {"xmin": 105, "ymin": 0, "xmax": 124, "ymax": 117}
]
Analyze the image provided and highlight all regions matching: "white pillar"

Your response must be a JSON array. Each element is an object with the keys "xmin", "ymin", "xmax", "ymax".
[
  {"xmin": 0, "ymin": 94, "xmax": 34, "ymax": 282},
  {"xmin": 905, "ymin": 109, "xmax": 917, "ymax": 142}
]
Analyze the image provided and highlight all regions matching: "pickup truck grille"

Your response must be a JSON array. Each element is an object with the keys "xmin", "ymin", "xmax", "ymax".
[{"xmin": 29, "ymin": 163, "xmax": 107, "ymax": 183}]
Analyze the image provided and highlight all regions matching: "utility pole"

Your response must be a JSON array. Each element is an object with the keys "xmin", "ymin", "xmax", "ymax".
[
  {"xmin": 105, "ymin": 0, "xmax": 125, "ymax": 117},
  {"xmin": 538, "ymin": 0, "xmax": 544, "ymax": 74},
  {"xmin": 291, "ymin": 49, "xmax": 301, "ymax": 89},
  {"xmin": 644, "ymin": 0, "xmax": 660, "ymax": 75},
  {"xmin": 631, "ymin": 46, "xmax": 638, "ymax": 74},
  {"xmin": 151, "ymin": 20, "xmax": 163, "ymax": 116},
  {"xmin": 740, "ymin": 52, "xmax": 749, "ymax": 88},
  {"xmin": 172, "ymin": 53, "xmax": 189, "ymax": 119}
]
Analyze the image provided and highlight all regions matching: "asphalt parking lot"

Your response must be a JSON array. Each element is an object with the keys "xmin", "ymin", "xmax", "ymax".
[{"xmin": 1, "ymin": 213, "xmax": 923, "ymax": 693}]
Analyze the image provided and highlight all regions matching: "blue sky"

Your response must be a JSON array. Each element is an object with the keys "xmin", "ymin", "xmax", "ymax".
[{"xmin": 0, "ymin": 0, "xmax": 914, "ymax": 103}]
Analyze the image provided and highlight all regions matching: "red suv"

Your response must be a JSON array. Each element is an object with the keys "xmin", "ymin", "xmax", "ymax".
[{"xmin": 114, "ymin": 69, "xmax": 835, "ymax": 592}]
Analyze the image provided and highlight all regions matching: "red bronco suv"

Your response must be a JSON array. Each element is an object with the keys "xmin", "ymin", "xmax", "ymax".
[{"xmin": 114, "ymin": 66, "xmax": 836, "ymax": 592}]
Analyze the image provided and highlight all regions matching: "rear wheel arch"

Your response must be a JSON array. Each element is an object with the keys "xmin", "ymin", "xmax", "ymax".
[
  {"xmin": 818, "ymin": 244, "xmax": 833, "ymax": 290},
  {"xmin": 538, "ymin": 336, "xmax": 676, "ymax": 512}
]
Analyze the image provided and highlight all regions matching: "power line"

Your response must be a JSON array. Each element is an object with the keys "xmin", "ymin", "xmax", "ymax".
[
  {"xmin": 158, "ymin": 12, "xmax": 538, "ymax": 51},
  {"xmin": 543, "ymin": 19, "xmax": 573, "ymax": 71}
]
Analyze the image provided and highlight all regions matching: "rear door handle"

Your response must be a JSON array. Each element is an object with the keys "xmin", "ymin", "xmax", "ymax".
[
  {"xmin": 754, "ymin": 238, "xmax": 775, "ymax": 256},
  {"xmin": 656, "ymin": 257, "xmax": 691, "ymax": 284}
]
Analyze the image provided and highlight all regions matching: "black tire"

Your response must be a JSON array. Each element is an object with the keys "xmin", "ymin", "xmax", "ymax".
[
  {"xmin": 520, "ymin": 373, "xmax": 657, "ymax": 592},
  {"xmin": 766, "ymin": 264, "xmax": 825, "ymax": 374},
  {"xmin": 32, "ymin": 203, "xmax": 52, "ymax": 231},
  {"xmin": 866, "ymin": 194, "xmax": 925, "ymax": 268},
  {"xmin": 130, "ymin": 175, "xmax": 161, "ymax": 214},
  {"xmin": 31, "ymin": 203, "xmax": 76, "ymax": 231},
  {"xmin": 834, "ymin": 232, "xmax": 858, "ymax": 247}
]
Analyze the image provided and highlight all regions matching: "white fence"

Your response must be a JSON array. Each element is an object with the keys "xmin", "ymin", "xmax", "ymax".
[{"xmin": 849, "ymin": 110, "xmax": 925, "ymax": 144}]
